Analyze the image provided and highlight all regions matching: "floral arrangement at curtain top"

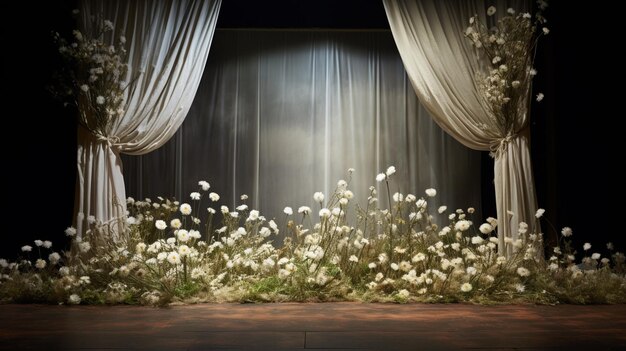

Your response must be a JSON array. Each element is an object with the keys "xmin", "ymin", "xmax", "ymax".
[
  {"xmin": 52, "ymin": 14, "xmax": 128, "ymax": 144},
  {"xmin": 464, "ymin": 2, "xmax": 549, "ymax": 158}
]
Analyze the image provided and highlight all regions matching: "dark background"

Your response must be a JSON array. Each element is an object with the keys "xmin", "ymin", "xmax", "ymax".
[{"xmin": 1, "ymin": 0, "xmax": 623, "ymax": 259}]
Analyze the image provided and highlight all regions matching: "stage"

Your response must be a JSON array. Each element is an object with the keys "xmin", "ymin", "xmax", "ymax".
[{"xmin": 1, "ymin": 303, "xmax": 625, "ymax": 350}]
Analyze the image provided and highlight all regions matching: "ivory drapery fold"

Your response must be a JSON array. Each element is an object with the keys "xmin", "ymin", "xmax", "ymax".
[
  {"xmin": 383, "ymin": 0, "xmax": 538, "ymax": 256},
  {"xmin": 75, "ymin": 0, "xmax": 221, "ymax": 238}
]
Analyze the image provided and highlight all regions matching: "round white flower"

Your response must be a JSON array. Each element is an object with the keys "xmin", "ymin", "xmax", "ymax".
[
  {"xmin": 190, "ymin": 192, "xmax": 201, "ymax": 200},
  {"xmin": 591, "ymin": 253, "xmax": 601, "ymax": 260},
  {"xmin": 209, "ymin": 192, "xmax": 220, "ymax": 202},
  {"xmin": 248, "ymin": 209, "xmax": 260, "ymax": 221},
  {"xmin": 96, "ymin": 96, "xmax": 105, "ymax": 104},
  {"xmin": 47, "ymin": 252, "xmax": 61, "ymax": 265},
  {"xmin": 80, "ymin": 84, "xmax": 89, "ymax": 92},
  {"xmin": 390, "ymin": 263, "xmax": 399, "ymax": 271},
  {"xmin": 536, "ymin": 93, "xmax": 545, "ymax": 102},
  {"xmin": 487, "ymin": 6, "xmax": 496, "ymax": 16},
  {"xmin": 535, "ymin": 209, "xmax": 545, "ymax": 218},
  {"xmin": 284, "ymin": 207, "xmax": 293, "ymax": 216},
  {"xmin": 170, "ymin": 218, "xmax": 182, "ymax": 229},
  {"xmin": 454, "ymin": 220, "xmax": 471, "ymax": 232},
  {"xmin": 21, "ymin": 245, "xmax": 32, "ymax": 252},
  {"xmin": 65, "ymin": 227, "xmax": 77, "ymax": 237},
  {"xmin": 471, "ymin": 236, "xmax": 484, "ymax": 245},
  {"xmin": 517, "ymin": 267, "xmax": 530, "ymax": 277},
  {"xmin": 35, "ymin": 259, "xmax": 46, "ymax": 269},
  {"xmin": 542, "ymin": 27, "xmax": 550, "ymax": 35},
  {"xmin": 167, "ymin": 252, "xmax": 181, "ymax": 265},
  {"xmin": 313, "ymin": 192, "xmax": 325, "ymax": 203},
  {"xmin": 178, "ymin": 245, "xmax": 190, "ymax": 257},
  {"xmin": 180, "ymin": 203, "xmax": 192, "ymax": 215},
  {"xmin": 437, "ymin": 206, "xmax": 447, "ymax": 214},
  {"xmin": 298, "ymin": 206, "xmax": 311, "ymax": 215},
  {"xmin": 461, "ymin": 283, "xmax": 473, "ymax": 292},
  {"xmin": 561, "ymin": 227, "xmax": 573, "ymax": 237},
  {"xmin": 398, "ymin": 289, "xmax": 410, "ymax": 298},
  {"xmin": 376, "ymin": 173, "xmax": 386, "ymax": 182},
  {"xmin": 155, "ymin": 220, "xmax": 167, "ymax": 230},
  {"xmin": 386, "ymin": 166, "xmax": 396, "ymax": 176},
  {"xmin": 319, "ymin": 208, "xmax": 331, "ymax": 218},
  {"xmin": 349, "ymin": 255, "xmax": 359, "ymax": 263},
  {"xmin": 198, "ymin": 180, "xmax": 210, "ymax": 191},
  {"xmin": 583, "ymin": 243, "xmax": 591, "ymax": 251},
  {"xmin": 177, "ymin": 229, "xmax": 190, "ymax": 243},
  {"xmin": 68, "ymin": 294, "xmax": 81, "ymax": 305},
  {"xmin": 425, "ymin": 188, "xmax": 437, "ymax": 197},
  {"xmin": 368, "ymin": 262, "xmax": 377, "ymax": 269},
  {"xmin": 479, "ymin": 223, "xmax": 493, "ymax": 234}
]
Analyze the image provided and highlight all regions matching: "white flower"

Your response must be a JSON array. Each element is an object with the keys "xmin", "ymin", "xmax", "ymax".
[
  {"xmin": 78, "ymin": 242, "xmax": 91, "ymax": 253},
  {"xmin": 298, "ymin": 206, "xmax": 311, "ymax": 215},
  {"xmin": 469, "ymin": 16, "xmax": 475, "ymax": 24},
  {"xmin": 80, "ymin": 84, "xmax": 89, "ymax": 92},
  {"xmin": 507, "ymin": 8, "xmax": 515, "ymax": 14},
  {"xmin": 230, "ymin": 212, "xmax": 239, "ymax": 218},
  {"xmin": 522, "ymin": 12, "xmax": 531, "ymax": 19},
  {"xmin": 393, "ymin": 192, "xmax": 403, "ymax": 202},
  {"xmin": 59, "ymin": 266, "xmax": 70, "ymax": 276},
  {"xmin": 35, "ymin": 259, "xmax": 46, "ymax": 269},
  {"xmin": 607, "ymin": 242, "xmax": 614, "ymax": 250},
  {"xmin": 48, "ymin": 252, "xmax": 61, "ymax": 265},
  {"xmin": 248, "ymin": 210, "xmax": 260, "ymax": 221},
  {"xmin": 412, "ymin": 253, "xmax": 426, "ymax": 262},
  {"xmin": 43, "ymin": 241, "xmax": 53, "ymax": 249},
  {"xmin": 454, "ymin": 220, "xmax": 471, "ymax": 232},
  {"xmin": 386, "ymin": 166, "xmax": 396, "ymax": 176},
  {"xmin": 65, "ymin": 227, "xmax": 77, "ymax": 237},
  {"xmin": 438, "ymin": 206, "xmax": 447, "ymax": 214},
  {"xmin": 209, "ymin": 192, "xmax": 220, "ymax": 202},
  {"xmin": 178, "ymin": 245, "xmax": 190, "ymax": 257},
  {"xmin": 284, "ymin": 207, "xmax": 293, "ymax": 216},
  {"xmin": 487, "ymin": 6, "xmax": 496, "ymax": 16},
  {"xmin": 368, "ymin": 262, "xmax": 377, "ymax": 269},
  {"xmin": 376, "ymin": 173, "xmax": 386, "ymax": 182},
  {"xmin": 167, "ymin": 219, "xmax": 181, "ymax": 230},
  {"xmin": 236, "ymin": 204, "xmax": 248, "ymax": 211},
  {"xmin": 96, "ymin": 96, "xmax": 105, "ymax": 104},
  {"xmin": 103, "ymin": 20, "xmax": 114, "ymax": 30},
  {"xmin": 319, "ymin": 208, "xmax": 331, "ymax": 218},
  {"xmin": 517, "ymin": 267, "xmax": 530, "ymax": 277},
  {"xmin": 180, "ymin": 203, "xmax": 192, "ymax": 215},
  {"xmin": 561, "ymin": 227, "xmax": 573, "ymax": 237},
  {"xmin": 591, "ymin": 253, "xmax": 601, "ymax": 260},
  {"xmin": 344, "ymin": 190, "xmax": 354, "ymax": 199},
  {"xmin": 155, "ymin": 220, "xmax": 167, "ymax": 230},
  {"xmin": 416, "ymin": 199, "xmax": 427, "ymax": 209},
  {"xmin": 269, "ymin": 220, "xmax": 279, "ymax": 233},
  {"xmin": 68, "ymin": 294, "xmax": 81, "ymax": 305},
  {"xmin": 198, "ymin": 180, "xmax": 210, "ymax": 191},
  {"xmin": 167, "ymin": 252, "xmax": 181, "ymax": 265},
  {"xmin": 34, "ymin": 240, "xmax": 43, "ymax": 247},
  {"xmin": 313, "ymin": 192, "xmax": 325, "ymax": 203},
  {"xmin": 405, "ymin": 194, "xmax": 416, "ymax": 202},
  {"xmin": 515, "ymin": 284, "xmax": 526, "ymax": 293},
  {"xmin": 530, "ymin": 68, "xmax": 538, "ymax": 76},
  {"xmin": 479, "ymin": 223, "xmax": 493, "ymax": 234},
  {"xmin": 535, "ymin": 208, "xmax": 545, "ymax": 218},
  {"xmin": 583, "ymin": 243, "xmax": 591, "ymax": 251},
  {"xmin": 536, "ymin": 93, "xmax": 544, "ymax": 102},
  {"xmin": 461, "ymin": 283, "xmax": 473, "ymax": 292},
  {"xmin": 190, "ymin": 192, "xmax": 201, "ymax": 200},
  {"xmin": 177, "ymin": 229, "xmax": 190, "ymax": 242},
  {"xmin": 542, "ymin": 27, "xmax": 550, "ymax": 35},
  {"xmin": 207, "ymin": 207, "xmax": 216, "ymax": 214},
  {"xmin": 425, "ymin": 188, "xmax": 436, "ymax": 197},
  {"xmin": 471, "ymin": 236, "xmax": 484, "ymax": 245},
  {"xmin": 349, "ymin": 255, "xmax": 359, "ymax": 263},
  {"xmin": 398, "ymin": 289, "xmax": 410, "ymax": 298},
  {"xmin": 390, "ymin": 263, "xmax": 399, "ymax": 271},
  {"xmin": 21, "ymin": 245, "xmax": 32, "ymax": 252},
  {"xmin": 0, "ymin": 259, "xmax": 8, "ymax": 268},
  {"xmin": 492, "ymin": 56, "xmax": 501, "ymax": 64}
]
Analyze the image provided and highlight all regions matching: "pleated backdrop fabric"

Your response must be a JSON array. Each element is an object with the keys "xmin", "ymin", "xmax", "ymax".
[{"xmin": 122, "ymin": 29, "xmax": 482, "ymax": 224}]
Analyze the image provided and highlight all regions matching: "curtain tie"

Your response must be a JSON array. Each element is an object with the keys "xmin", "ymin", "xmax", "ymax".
[
  {"xmin": 95, "ymin": 134, "xmax": 121, "ymax": 148},
  {"xmin": 489, "ymin": 134, "xmax": 516, "ymax": 158}
]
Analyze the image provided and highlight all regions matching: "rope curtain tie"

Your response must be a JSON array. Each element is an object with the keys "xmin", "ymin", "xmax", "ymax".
[
  {"xmin": 95, "ymin": 134, "xmax": 121, "ymax": 148},
  {"xmin": 489, "ymin": 134, "xmax": 516, "ymax": 158}
]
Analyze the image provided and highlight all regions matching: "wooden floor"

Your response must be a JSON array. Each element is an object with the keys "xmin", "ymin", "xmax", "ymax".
[{"xmin": 1, "ymin": 303, "xmax": 625, "ymax": 350}]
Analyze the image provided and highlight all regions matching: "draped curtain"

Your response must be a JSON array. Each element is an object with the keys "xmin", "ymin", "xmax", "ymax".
[
  {"xmin": 123, "ymin": 29, "xmax": 482, "ymax": 224},
  {"xmin": 383, "ymin": 0, "xmax": 538, "ymax": 255},
  {"xmin": 75, "ymin": 0, "xmax": 221, "ymax": 237}
]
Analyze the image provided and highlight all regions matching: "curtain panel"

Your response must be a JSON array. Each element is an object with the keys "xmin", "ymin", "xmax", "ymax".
[
  {"xmin": 75, "ymin": 0, "xmax": 221, "ymax": 238},
  {"xmin": 383, "ymin": 0, "xmax": 538, "ymax": 256}
]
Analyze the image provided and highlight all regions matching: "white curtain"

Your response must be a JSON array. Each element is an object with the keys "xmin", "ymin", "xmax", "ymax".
[
  {"xmin": 76, "ymin": 0, "xmax": 221, "ymax": 237},
  {"xmin": 383, "ymin": 0, "xmax": 537, "ymax": 255},
  {"xmin": 123, "ymin": 29, "xmax": 483, "ymax": 225}
]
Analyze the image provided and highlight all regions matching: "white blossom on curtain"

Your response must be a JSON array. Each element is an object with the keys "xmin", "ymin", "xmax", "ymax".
[
  {"xmin": 75, "ymin": 0, "xmax": 222, "ymax": 238},
  {"xmin": 383, "ymin": 0, "xmax": 538, "ymax": 256}
]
